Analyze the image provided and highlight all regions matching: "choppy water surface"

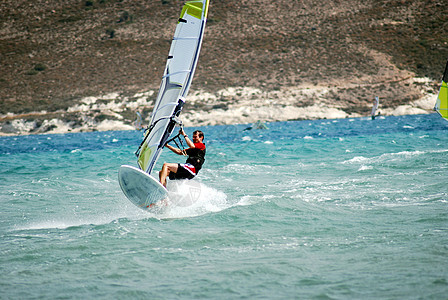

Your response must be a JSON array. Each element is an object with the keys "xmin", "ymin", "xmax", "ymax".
[{"xmin": 1, "ymin": 114, "xmax": 447, "ymax": 298}]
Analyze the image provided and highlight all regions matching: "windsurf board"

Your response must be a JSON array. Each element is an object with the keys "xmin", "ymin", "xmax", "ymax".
[{"xmin": 118, "ymin": 165, "xmax": 168, "ymax": 210}]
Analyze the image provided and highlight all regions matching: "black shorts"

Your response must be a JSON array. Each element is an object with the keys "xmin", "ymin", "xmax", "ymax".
[{"xmin": 169, "ymin": 164, "xmax": 195, "ymax": 180}]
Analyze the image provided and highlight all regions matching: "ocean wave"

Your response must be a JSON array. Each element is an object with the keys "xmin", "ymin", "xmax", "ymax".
[{"xmin": 341, "ymin": 149, "xmax": 446, "ymax": 165}]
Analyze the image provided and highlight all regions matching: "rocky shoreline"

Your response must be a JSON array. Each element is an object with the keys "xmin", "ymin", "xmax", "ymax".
[{"xmin": 0, "ymin": 77, "xmax": 438, "ymax": 136}]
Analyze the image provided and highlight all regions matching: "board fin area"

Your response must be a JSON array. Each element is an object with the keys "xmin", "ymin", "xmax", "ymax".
[{"xmin": 118, "ymin": 165, "xmax": 168, "ymax": 211}]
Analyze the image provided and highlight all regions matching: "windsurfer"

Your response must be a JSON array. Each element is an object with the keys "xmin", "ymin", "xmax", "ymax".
[
  {"xmin": 371, "ymin": 96, "xmax": 380, "ymax": 120},
  {"xmin": 159, "ymin": 128, "xmax": 206, "ymax": 187}
]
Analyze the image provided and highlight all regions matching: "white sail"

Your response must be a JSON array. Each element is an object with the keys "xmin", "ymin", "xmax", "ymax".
[
  {"xmin": 371, "ymin": 96, "xmax": 379, "ymax": 120},
  {"xmin": 136, "ymin": 0, "xmax": 209, "ymax": 174}
]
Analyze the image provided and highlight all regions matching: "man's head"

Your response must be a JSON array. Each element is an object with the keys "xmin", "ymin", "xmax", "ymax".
[{"xmin": 193, "ymin": 130, "xmax": 204, "ymax": 143}]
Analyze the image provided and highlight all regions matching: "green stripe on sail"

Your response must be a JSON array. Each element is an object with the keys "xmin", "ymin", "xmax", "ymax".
[
  {"xmin": 137, "ymin": 144, "xmax": 152, "ymax": 171},
  {"xmin": 180, "ymin": 1, "xmax": 204, "ymax": 21},
  {"xmin": 437, "ymin": 81, "xmax": 448, "ymax": 120}
]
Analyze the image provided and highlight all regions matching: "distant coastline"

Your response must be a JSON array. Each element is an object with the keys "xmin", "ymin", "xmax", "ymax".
[{"xmin": 0, "ymin": 80, "xmax": 437, "ymax": 136}]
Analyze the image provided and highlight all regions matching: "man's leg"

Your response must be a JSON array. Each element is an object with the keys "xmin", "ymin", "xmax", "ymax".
[{"xmin": 159, "ymin": 163, "xmax": 178, "ymax": 187}]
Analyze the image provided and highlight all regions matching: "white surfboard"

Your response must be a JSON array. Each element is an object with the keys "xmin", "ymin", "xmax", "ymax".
[{"xmin": 118, "ymin": 165, "xmax": 168, "ymax": 210}]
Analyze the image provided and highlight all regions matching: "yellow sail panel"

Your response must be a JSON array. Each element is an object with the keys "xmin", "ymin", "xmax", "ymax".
[
  {"xmin": 436, "ymin": 81, "xmax": 448, "ymax": 120},
  {"xmin": 435, "ymin": 59, "xmax": 448, "ymax": 121},
  {"xmin": 137, "ymin": 144, "xmax": 152, "ymax": 171},
  {"xmin": 181, "ymin": 0, "xmax": 209, "ymax": 20}
]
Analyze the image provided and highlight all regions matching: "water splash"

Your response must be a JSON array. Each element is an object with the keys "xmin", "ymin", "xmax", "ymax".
[{"xmin": 149, "ymin": 180, "xmax": 229, "ymax": 219}]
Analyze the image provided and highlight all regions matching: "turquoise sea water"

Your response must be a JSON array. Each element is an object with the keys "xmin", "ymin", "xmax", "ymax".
[{"xmin": 1, "ymin": 113, "xmax": 447, "ymax": 299}]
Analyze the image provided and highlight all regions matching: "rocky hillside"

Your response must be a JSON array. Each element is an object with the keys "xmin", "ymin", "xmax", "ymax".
[{"xmin": 1, "ymin": 0, "xmax": 447, "ymax": 134}]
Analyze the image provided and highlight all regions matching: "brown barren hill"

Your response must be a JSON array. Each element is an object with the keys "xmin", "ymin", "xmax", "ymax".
[{"xmin": 0, "ymin": 0, "xmax": 447, "ymax": 134}]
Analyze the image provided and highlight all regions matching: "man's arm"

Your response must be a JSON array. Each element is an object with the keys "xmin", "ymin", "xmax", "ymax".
[
  {"xmin": 165, "ymin": 144, "xmax": 184, "ymax": 155},
  {"xmin": 180, "ymin": 128, "xmax": 195, "ymax": 148}
]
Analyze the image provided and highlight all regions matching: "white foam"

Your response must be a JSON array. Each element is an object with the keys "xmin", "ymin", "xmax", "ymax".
[
  {"xmin": 17, "ymin": 212, "xmax": 135, "ymax": 230},
  {"xmin": 358, "ymin": 165, "xmax": 373, "ymax": 171},
  {"xmin": 146, "ymin": 180, "xmax": 229, "ymax": 219}
]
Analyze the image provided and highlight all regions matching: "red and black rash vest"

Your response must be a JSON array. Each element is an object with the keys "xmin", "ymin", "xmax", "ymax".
[{"xmin": 185, "ymin": 142, "xmax": 206, "ymax": 173}]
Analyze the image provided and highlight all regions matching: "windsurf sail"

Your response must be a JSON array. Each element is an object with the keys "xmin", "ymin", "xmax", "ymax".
[
  {"xmin": 434, "ymin": 59, "xmax": 448, "ymax": 121},
  {"xmin": 134, "ymin": 112, "xmax": 144, "ymax": 130},
  {"xmin": 371, "ymin": 96, "xmax": 379, "ymax": 120},
  {"xmin": 135, "ymin": 0, "xmax": 209, "ymax": 174}
]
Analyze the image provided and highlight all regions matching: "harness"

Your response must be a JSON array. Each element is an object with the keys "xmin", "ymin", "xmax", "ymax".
[{"xmin": 186, "ymin": 147, "xmax": 206, "ymax": 172}]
